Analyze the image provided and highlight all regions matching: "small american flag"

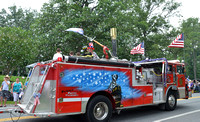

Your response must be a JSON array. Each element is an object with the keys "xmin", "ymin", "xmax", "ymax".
[
  {"xmin": 66, "ymin": 28, "xmax": 84, "ymax": 35},
  {"xmin": 168, "ymin": 33, "xmax": 184, "ymax": 48},
  {"xmin": 130, "ymin": 42, "xmax": 145, "ymax": 55}
]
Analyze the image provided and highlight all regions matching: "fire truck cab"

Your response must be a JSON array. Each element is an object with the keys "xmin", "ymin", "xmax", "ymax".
[
  {"xmin": 133, "ymin": 59, "xmax": 188, "ymax": 110},
  {"xmin": 18, "ymin": 57, "xmax": 188, "ymax": 122}
]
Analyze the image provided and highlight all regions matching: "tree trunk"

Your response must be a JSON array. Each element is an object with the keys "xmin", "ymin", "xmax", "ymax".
[{"xmin": 193, "ymin": 49, "xmax": 196, "ymax": 80}]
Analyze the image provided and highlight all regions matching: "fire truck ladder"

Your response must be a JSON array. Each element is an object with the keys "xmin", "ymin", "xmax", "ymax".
[
  {"xmin": 24, "ymin": 65, "xmax": 50, "ymax": 113},
  {"xmin": 25, "ymin": 69, "xmax": 32, "ymax": 83},
  {"xmin": 23, "ymin": 69, "xmax": 33, "ymax": 93}
]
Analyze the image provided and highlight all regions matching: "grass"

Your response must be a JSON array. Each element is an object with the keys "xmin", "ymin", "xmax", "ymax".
[
  {"xmin": 0, "ymin": 75, "xmax": 27, "ymax": 85},
  {"xmin": 0, "ymin": 75, "xmax": 27, "ymax": 104},
  {"xmin": 0, "ymin": 100, "xmax": 15, "ymax": 104}
]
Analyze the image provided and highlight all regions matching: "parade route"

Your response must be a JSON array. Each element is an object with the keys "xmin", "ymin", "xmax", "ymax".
[{"xmin": 0, "ymin": 93, "xmax": 199, "ymax": 122}]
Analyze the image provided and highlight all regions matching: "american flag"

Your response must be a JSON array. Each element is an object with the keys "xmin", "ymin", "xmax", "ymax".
[
  {"xmin": 66, "ymin": 28, "xmax": 84, "ymax": 35},
  {"xmin": 168, "ymin": 33, "xmax": 184, "ymax": 48},
  {"xmin": 130, "ymin": 42, "xmax": 145, "ymax": 55}
]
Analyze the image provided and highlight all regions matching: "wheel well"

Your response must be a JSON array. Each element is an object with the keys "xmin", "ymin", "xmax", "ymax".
[
  {"xmin": 167, "ymin": 88, "xmax": 179, "ymax": 99},
  {"xmin": 87, "ymin": 91, "xmax": 115, "ymax": 110}
]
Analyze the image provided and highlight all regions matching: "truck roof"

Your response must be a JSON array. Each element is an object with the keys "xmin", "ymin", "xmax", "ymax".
[
  {"xmin": 65, "ymin": 56, "xmax": 134, "ymax": 68},
  {"xmin": 133, "ymin": 58, "xmax": 184, "ymax": 66}
]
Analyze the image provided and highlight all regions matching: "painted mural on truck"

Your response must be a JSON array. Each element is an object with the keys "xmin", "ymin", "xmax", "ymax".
[{"xmin": 61, "ymin": 69, "xmax": 143, "ymax": 101}]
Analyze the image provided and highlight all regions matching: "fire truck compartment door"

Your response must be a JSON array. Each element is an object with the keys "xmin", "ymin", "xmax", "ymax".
[
  {"xmin": 177, "ymin": 75, "xmax": 186, "ymax": 98},
  {"xmin": 56, "ymin": 64, "xmax": 82, "ymax": 114},
  {"xmin": 56, "ymin": 87, "xmax": 81, "ymax": 114},
  {"xmin": 153, "ymin": 86, "xmax": 165, "ymax": 103},
  {"xmin": 143, "ymin": 86, "xmax": 153, "ymax": 104}
]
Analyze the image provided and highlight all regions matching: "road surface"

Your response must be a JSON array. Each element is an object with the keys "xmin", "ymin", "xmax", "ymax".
[{"xmin": 0, "ymin": 93, "xmax": 200, "ymax": 122}]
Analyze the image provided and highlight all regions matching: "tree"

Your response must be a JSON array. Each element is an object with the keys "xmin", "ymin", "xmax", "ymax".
[
  {"xmin": 130, "ymin": 0, "xmax": 181, "ymax": 60},
  {"xmin": 0, "ymin": 5, "xmax": 38, "ymax": 30},
  {"xmin": 33, "ymin": 0, "xmax": 181, "ymax": 61},
  {"xmin": 33, "ymin": 0, "xmax": 100, "ymax": 60},
  {"xmin": 0, "ymin": 5, "xmax": 38, "ymax": 75},
  {"xmin": 181, "ymin": 18, "xmax": 200, "ymax": 79},
  {"xmin": 0, "ymin": 27, "xmax": 37, "ymax": 75}
]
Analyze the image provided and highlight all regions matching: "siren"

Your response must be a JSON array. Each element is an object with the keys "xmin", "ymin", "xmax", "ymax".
[{"xmin": 57, "ymin": 57, "xmax": 63, "ymax": 62}]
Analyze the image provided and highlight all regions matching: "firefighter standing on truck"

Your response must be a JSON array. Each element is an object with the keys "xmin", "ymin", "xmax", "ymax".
[
  {"xmin": 81, "ymin": 42, "xmax": 99, "ymax": 59},
  {"xmin": 81, "ymin": 46, "xmax": 92, "ymax": 58}
]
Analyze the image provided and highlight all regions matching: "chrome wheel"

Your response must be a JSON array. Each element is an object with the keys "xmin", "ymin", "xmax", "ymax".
[
  {"xmin": 168, "ymin": 94, "xmax": 175, "ymax": 108},
  {"xmin": 93, "ymin": 102, "xmax": 109, "ymax": 120}
]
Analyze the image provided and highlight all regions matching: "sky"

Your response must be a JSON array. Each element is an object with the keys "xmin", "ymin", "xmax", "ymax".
[
  {"xmin": 0, "ymin": 0, "xmax": 49, "ymax": 12},
  {"xmin": 172, "ymin": 0, "xmax": 200, "ymax": 27},
  {"xmin": 0, "ymin": 0, "xmax": 200, "ymax": 27}
]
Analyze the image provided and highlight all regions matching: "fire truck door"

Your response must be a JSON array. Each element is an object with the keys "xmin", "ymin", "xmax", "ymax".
[
  {"xmin": 176, "ymin": 65, "xmax": 186, "ymax": 98},
  {"xmin": 56, "ymin": 64, "xmax": 82, "ymax": 114}
]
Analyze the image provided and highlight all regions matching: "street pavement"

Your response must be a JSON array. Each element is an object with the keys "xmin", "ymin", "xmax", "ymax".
[
  {"xmin": 111, "ymin": 93, "xmax": 200, "ymax": 122},
  {"xmin": 0, "ymin": 93, "xmax": 200, "ymax": 122}
]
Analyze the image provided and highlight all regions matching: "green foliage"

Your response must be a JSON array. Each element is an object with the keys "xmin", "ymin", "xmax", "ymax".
[
  {"xmin": 0, "ymin": 6, "xmax": 38, "ymax": 30},
  {"xmin": 33, "ymin": 0, "xmax": 181, "ymax": 61},
  {"xmin": 0, "ymin": 6, "xmax": 38, "ymax": 75},
  {"xmin": 1, "ymin": 0, "xmax": 194, "ymax": 78},
  {"xmin": 131, "ymin": 0, "xmax": 181, "ymax": 59},
  {"xmin": 181, "ymin": 18, "xmax": 200, "ymax": 79},
  {"xmin": 0, "ymin": 75, "xmax": 26, "ymax": 85},
  {"xmin": 0, "ymin": 27, "xmax": 37, "ymax": 75}
]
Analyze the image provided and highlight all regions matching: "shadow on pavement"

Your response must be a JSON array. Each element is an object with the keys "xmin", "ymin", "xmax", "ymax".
[{"xmin": 24, "ymin": 114, "xmax": 85, "ymax": 122}]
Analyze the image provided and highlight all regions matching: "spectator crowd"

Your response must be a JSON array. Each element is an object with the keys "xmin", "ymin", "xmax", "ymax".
[
  {"xmin": 187, "ymin": 79, "xmax": 200, "ymax": 97},
  {"xmin": 0, "ymin": 75, "xmax": 24, "ymax": 107}
]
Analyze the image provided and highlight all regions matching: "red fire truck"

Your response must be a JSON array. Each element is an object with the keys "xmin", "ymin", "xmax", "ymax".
[{"xmin": 15, "ymin": 56, "xmax": 188, "ymax": 122}]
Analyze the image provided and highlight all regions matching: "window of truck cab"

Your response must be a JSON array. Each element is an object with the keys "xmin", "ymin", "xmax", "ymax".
[{"xmin": 177, "ymin": 65, "xmax": 184, "ymax": 74}]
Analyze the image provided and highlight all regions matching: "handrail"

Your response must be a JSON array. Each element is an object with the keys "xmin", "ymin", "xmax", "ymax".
[{"xmin": 25, "ymin": 65, "xmax": 49, "ymax": 110}]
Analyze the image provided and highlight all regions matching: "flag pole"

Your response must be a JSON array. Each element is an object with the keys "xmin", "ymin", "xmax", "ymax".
[
  {"xmin": 66, "ymin": 28, "xmax": 114, "ymax": 59},
  {"xmin": 184, "ymin": 47, "xmax": 186, "ymax": 75},
  {"xmin": 183, "ymin": 33, "xmax": 186, "ymax": 76},
  {"xmin": 142, "ymin": 41, "xmax": 145, "ymax": 60}
]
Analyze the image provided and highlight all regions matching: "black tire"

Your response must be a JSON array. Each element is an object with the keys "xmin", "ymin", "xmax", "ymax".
[
  {"xmin": 85, "ymin": 95, "xmax": 112, "ymax": 122},
  {"xmin": 165, "ymin": 91, "xmax": 177, "ymax": 111}
]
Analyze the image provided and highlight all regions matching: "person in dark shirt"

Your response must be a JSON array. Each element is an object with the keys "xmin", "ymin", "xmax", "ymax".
[{"xmin": 81, "ymin": 46, "xmax": 93, "ymax": 58}]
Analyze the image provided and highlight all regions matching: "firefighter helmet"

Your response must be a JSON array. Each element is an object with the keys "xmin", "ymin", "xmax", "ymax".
[{"xmin": 82, "ymin": 46, "xmax": 87, "ymax": 50}]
